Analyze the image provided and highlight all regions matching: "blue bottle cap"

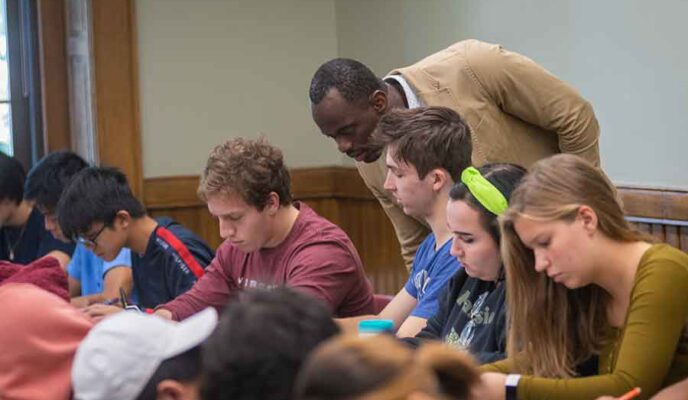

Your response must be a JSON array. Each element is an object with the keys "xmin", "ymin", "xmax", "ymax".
[{"xmin": 358, "ymin": 319, "xmax": 394, "ymax": 333}]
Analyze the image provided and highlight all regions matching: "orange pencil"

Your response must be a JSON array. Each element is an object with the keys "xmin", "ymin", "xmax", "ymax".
[{"xmin": 618, "ymin": 387, "xmax": 641, "ymax": 400}]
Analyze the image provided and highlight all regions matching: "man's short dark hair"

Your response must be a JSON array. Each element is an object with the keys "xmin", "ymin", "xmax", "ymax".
[
  {"xmin": 136, "ymin": 346, "xmax": 202, "ymax": 400},
  {"xmin": 309, "ymin": 58, "xmax": 385, "ymax": 105},
  {"xmin": 0, "ymin": 152, "xmax": 26, "ymax": 205},
  {"xmin": 24, "ymin": 151, "xmax": 89, "ymax": 211},
  {"xmin": 57, "ymin": 166, "xmax": 146, "ymax": 239},
  {"xmin": 201, "ymin": 287, "xmax": 340, "ymax": 400},
  {"xmin": 372, "ymin": 106, "xmax": 473, "ymax": 182}
]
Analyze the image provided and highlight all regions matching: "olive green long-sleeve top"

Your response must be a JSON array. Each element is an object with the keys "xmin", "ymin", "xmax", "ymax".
[{"xmin": 482, "ymin": 244, "xmax": 688, "ymax": 400}]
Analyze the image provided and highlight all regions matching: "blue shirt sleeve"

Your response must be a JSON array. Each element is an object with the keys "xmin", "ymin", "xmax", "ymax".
[
  {"xmin": 409, "ymin": 237, "xmax": 461, "ymax": 319},
  {"xmin": 103, "ymin": 247, "xmax": 132, "ymax": 275},
  {"xmin": 67, "ymin": 244, "xmax": 85, "ymax": 280},
  {"xmin": 404, "ymin": 235, "xmax": 436, "ymax": 299}
]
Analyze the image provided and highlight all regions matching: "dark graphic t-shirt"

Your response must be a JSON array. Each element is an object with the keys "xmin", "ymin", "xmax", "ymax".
[{"xmin": 405, "ymin": 268, "xmax": 507, "ymax": 364}]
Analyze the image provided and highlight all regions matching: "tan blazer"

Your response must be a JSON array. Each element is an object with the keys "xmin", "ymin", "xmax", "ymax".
[{"xmin": 359, "ymin": 39, "xmax": 601, "ymax": 271}]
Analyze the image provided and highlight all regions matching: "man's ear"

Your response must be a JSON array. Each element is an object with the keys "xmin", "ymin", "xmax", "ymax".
[
  {"xmin": 369, "ymin": 90, "xmax": 388, "ymax": 114},
  {"xmin": 156, "ymin": 379, "xmax": 195, "ymax": 400},
  {"xmin": 430, "ymin": 168, "xmax": 450, "ymax": 192},
  {"xmin": 114, "ymin": 210, "xmax": 132, "ymax": 229},
  {"xmin": 264, "ymin": 192, "xmax": 281, "ymax": 216}
]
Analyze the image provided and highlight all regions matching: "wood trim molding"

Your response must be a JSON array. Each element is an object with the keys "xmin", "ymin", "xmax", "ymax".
[
  {"xmin": 37, "ymin": 0, "xmax": 71, "ymax": 152},
  {"xmin": 144, "ymin": 166, "xmax": 374, "ymax": 210},
  {"xmin": 143, "ymin": 169, "xmax": 687, "ymax": 291},
  {"xmin": 618, "ymin": 186, "xmax": 688, "ymax": 221},
  {"xmin": 90, "ymin": 0, "xmax": 143, "ymax": 198},
  {"xmin": 291, "ymin": 166, "xmax": 373, "ymax": 200},
  {"xmin": 145, "ymin": 169, "xmax": 688, "ymax": 223},
  {"xmin": 144, "ymin": 175, "xmax": 203, "ymax": 209}
]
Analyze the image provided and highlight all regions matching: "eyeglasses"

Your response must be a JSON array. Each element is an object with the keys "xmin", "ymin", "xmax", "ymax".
[{"xmin": 75, "ymin": 224, "xmax": 107, "ymax": 249}]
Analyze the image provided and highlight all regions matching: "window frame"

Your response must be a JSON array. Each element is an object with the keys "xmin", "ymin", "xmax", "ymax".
[{"xmin": 4, "ymin": 0, "xmax": 43, "ymax": 170}]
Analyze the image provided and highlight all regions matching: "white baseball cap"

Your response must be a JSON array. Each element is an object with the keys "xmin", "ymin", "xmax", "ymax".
[{"xmin": 72, "ymin": 308, "xmax": 218, "ymax": 400}]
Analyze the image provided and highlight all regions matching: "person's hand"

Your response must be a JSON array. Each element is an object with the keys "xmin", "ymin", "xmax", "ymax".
[
  {"xmin": 71, "ymin": 296, "xmax": 91, "ymax": 309},
  {"xmin": 154, "ymin": 308, "xmax": 173, "ymax": 320},
  {"xmin": 475, "ymin": 372, "xmax": 508, "ymax": 400},
  {"xmin": 595, "ymin": 397, "xmax": 616, "ymax": 400},
  {"xmin": 82, "ymin": 304, "xmax": 123, "ymax": 322}
]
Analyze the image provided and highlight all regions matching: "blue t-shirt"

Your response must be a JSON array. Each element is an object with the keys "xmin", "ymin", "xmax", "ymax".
[
  {"xmin": 131, "ymin": 217, "xmax": 214, "ymax": 309},
  {"xmin": 0, "ymin": 208, "xmax": 75, "ymax": 264},
  {"xmin": 404, "ymin": 234, "xmax": 461, "ymax": 319},
  {"xmin": 67, "ymin": 244, "xmax": 132, "ymax": 296}
]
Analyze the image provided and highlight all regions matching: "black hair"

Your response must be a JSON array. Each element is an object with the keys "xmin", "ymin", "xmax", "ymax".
[
  {"xmin": 0, "ymin": 152, "xmax": 26, "ymax": 205},
  {"xmin": 201, "ymin": 287, "xmax": 340, "ymax": 400},
  {"xmin": 309, "ymin": 58, "xmax": 385, "ymax": 105},
  {"xmin": 449, "ymin": 163, "xmax": 527, "ymax": 244},
  {"xmin": 56, "ymin": 166, "xmax": 146, "ymax": 239},
  {"xmin": 24, "ymin": 151, "xmax": 89, "ymax": 211},
  {"xmin": 136, "ymin": 346, "xmax": 202, "ymax": 400}
]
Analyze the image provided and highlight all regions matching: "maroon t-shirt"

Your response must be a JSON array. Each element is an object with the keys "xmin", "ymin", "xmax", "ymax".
[{"xmin": 161, "ymin": 202, "xmax": 375, "ymax": 320}]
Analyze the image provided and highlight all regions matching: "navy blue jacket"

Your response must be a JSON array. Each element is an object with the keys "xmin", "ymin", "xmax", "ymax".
[{"xmin": 132, "ymin": 218, "xmax": 214, "ymax": 308}]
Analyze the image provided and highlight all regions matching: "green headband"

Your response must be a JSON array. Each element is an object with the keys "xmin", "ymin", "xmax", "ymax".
[{"xmin": 460, "ymin": 167, "xmax": 508, "ymax": 215}]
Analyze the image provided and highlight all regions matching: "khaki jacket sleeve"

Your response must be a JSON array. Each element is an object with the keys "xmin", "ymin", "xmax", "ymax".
[
  {"xmin": 465, "ymin": 41, "xmax": 601, "ymax": 166},
  {"xmin": 356, "ymin": 157, "xmax": 429, "ymax": 272}
]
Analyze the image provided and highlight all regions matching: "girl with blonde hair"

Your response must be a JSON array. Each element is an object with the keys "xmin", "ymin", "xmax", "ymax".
[
  {"xmin": 294, "ymin": 334, "xmax": 481, "ymax": 400},
  {"xmin": 480, "ymin": 154, "xmax": 688, "ymax": 400}
]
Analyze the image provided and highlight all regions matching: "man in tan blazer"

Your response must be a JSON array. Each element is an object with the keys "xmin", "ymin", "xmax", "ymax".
[{"xmin": 309, "ymin": 39, "xmax": 600, "ymax": 271}]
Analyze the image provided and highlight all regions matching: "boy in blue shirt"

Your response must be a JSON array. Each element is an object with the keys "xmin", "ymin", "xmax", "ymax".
[
  {"xmin": 57, "ymin": 166, "xmax": 214, "ymax": 314},
  {"xmin": 23, "ymin": 151, "xmax": 133, "ymax": 307},
  {"xmin": 337, "ymin": 106, "xmax": 472, "ymax": 337}
]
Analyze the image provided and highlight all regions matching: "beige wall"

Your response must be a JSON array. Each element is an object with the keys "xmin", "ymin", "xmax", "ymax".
[
  {"xmin": 138, "ymin": 0, "xmax": 688, "ymax": 189},
  {"xmin": 136, "ymin": 0, "xmax": 344, "ymax": 178},
  {"xmin": 334, "ymin": 0, "xmax": 688, "ymax": 189}
]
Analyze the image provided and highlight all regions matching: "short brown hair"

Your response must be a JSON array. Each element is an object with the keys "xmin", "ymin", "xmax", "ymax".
[
  {"xmin": 372, "ymin": 106, "xmax": 472, "ymax": 182},
  {"xmin": 198, "ymin": 137, "xmax": 292, "ymax": 209}
]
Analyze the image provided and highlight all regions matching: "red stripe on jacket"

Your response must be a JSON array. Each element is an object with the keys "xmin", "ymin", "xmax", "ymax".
[{"xmin": 156, "ymin": 227, "xmax": 205, "ymax": 279}]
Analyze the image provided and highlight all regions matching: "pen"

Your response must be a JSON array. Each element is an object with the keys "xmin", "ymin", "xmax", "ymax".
[
  {"xmin": 119, "ymin": 287, "xmax": 129, "ymax": 308},
  {"xmin": 618, "ymin": 387, "xmax": 641, "ymax": 400}
]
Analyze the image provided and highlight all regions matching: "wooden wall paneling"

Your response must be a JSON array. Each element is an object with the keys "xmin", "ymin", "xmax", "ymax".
[
  {"xmin": 630, "ymin": 220, "xmax": 688, "ymax": 253},
  {"xmin": 37, "ymin": 0, "xmax": 71, "ymax": 152},
  {"xmin": 148, "ymin": 206, "xmax": 222, "ymax": 250},
  {"xmin": 297, "ymin": 198, "xmax": 407, "ymax": 293},
  {"xmin": 621, "ymin": 186, "xmax": 688, "ymax": 252},
  {"xmin": 293, "ymin": 168, "xmax": 407, "ymax": 295},
  {"xmin": 143, "ymin": 176, "xmax": 202, "ymax": 208},
  {"xmin": 619, "ymin": 186, "xmax": 688, "ymax": 220},
  {"xmin": 681, "ymin": 227, "xmax": 688, "ymax": 252},
  {"xmin": 665, "ymin": 225, "xmax": 680, "ymax": 248},
  {"xmin": 144, "ymin": 171, "xmax": 688, "ymax": 295},
  {"xmin": 144, "ymin": 168, "xmax": 409, "ymax": 295},
  {"xmin": 90, "ymin": 0, "xmax": 143, "ymax": 197},
  {"xmin": 636, "ymin": 223, "xmax": 651, "ymax": 236}
]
